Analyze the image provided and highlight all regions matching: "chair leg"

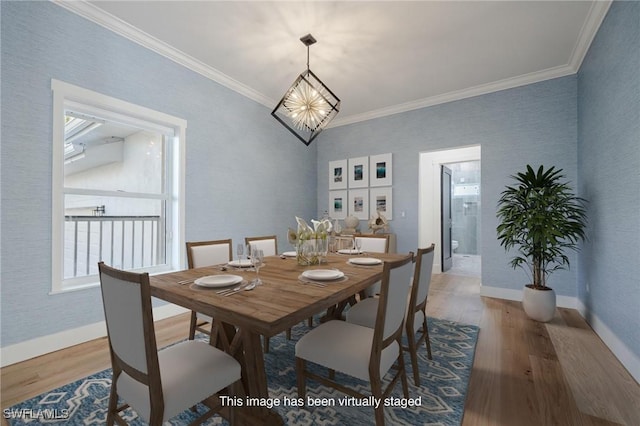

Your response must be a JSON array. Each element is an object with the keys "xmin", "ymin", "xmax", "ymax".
[
  {"xmin": 296, "ymin": 357, "xmax": 306, "ymax": 400},
  {"xmin": 263, "ymin": 335, "xmax": 270, "ymax": 353},
  {"xmin": 188, "ymin": 311, "xmax": 198, "ymax": 340},
  {"xmin": 229, "ymin": 380, "xmax": 241, "ymax": 426},
  {"xmin": 374, "ymin": 402, "xmax": 385, "ymax": 426},
  {"xmin": 423, "ymin": 315, "xmax": 433, "ymax": 360},
  {"xmin": 406, "ymin": 331, "xmax": 421, "ymax": 387},
  {"xmin": 398, "ymin": 346, "xmax": 410, "ymax": 399},
  {"xmin": 106, "ymin": 369, "xmax": 121, "ymax": 426},
  {"xmin": 149, "ymin": 404, "xmax": 164, "ymax": 425},
  {"xmin": 406, "ymin": 318, "xmax": 422, "ymax": 387},
  {"xmin": 106, "ymin": 391, "xmax": 117, "ymax": 425},
  {"xmin": 307, "ymin": 317, "xmax": 313, "ymax": 327},
  {"xmin": 286, "ymin": 328, "xmax": 292, "ymax": 340},
  {"xmin": 208, "ymin": 321, "xmax": 218, "ymax": 347},
  {"xmin": 370, "ymin": 371, "xmax": 385, "ymax": 426},
  {"xmin": 228, "ymin": 398, "xmax": 235, "ymax": 426}
]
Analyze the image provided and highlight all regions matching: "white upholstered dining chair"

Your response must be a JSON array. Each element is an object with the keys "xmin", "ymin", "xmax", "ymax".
[
  {"xmin": 186, "ymin": 239, "xmax": 233, "ymax": 341},
  {"xmin": 295, "ymin": 253, "xmax": 413, "ymax": 426},
  {"xmin": 98, "ymin": 262, "xmax": 241, "ymax": 425},
  {"xmin": 354, "ymin": 234, "xmax": 390, "ymax": 254},
  {"xmin": 354, "ymin": 234, "xmax": 390, "ymax": 297},
  {"xmin": 245, "ymin": 235, "xmax": 278, "ymax": 257},
  {"xmin": 346, "ymin": 244, "xmax": 436, "ymax": 386}
]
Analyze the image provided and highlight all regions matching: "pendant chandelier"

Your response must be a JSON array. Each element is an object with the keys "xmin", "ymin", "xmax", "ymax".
[{"xmin": 272, "ymin": 34, "xmax": 341, "ymax": 146}]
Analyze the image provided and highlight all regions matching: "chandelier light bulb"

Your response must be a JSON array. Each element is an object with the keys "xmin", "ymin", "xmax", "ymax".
[
  {"xmin": 284, "ymin": 79, "xmax": 331, "ymax": 131},
  {"xmin": 271, "ymin": 34, "xmax": 340, "ymax": 145}
]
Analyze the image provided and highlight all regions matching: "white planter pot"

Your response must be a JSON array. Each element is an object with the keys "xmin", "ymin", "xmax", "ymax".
[{"xmin": 522, "ymin": 285, "xmax": 556, "ymax": 322}]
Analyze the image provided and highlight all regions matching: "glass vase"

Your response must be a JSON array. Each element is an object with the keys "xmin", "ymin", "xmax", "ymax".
[
  {"xmin": 316, "ymin": 237, "xmax": 328, "ymax": 263},
  {"xmin": 296, "ymin": 239, "xmax": 319, "ymax": 266}
]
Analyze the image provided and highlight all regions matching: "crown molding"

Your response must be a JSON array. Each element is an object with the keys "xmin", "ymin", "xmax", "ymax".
[
  {"xmin": 52, "ymin": 0, "xmax": 275, "ymax": 109},
  {"xmin": 329, "ymin": 64, "xmax": 577, "ymax": 128},
  {"xmin": 54, "ymin": 0, "xmax": 611, "ymax": 129},
  {"xmin": 568, "ymin": 0, "xmax": 612, "ymax": 71}
]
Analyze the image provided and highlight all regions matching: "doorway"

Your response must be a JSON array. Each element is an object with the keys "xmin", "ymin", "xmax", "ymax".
[
  {"xmin": 446, "ymin": 160, "xmax": 481, "ymax": 276},
  {"xmin": 418, "ymin": 145, "xmax": 481, "ymax": 276}
]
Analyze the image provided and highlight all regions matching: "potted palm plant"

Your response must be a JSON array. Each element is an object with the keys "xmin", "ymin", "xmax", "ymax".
[{"xmin": 496, "ymin": 165, "xmax": 587, "ymax": 322}]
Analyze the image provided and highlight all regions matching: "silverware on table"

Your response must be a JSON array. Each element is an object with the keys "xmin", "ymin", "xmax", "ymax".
[
  {"xmin": 220, "ymin": 281, "xmax": 256, "ymax": 296},
  {"xmin": 217, "ymin": 282, "xmax": 246, "ymax": 295},
  {"xmin": 299, "ymin": 279, "xmax": 328, "ymax": 288}
]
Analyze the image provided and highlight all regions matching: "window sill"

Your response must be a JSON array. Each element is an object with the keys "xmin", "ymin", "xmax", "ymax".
[
  {"xmin": 50, "ymin": 265, "xmax": 181, "ymax": 295},
  {"xmin": 49, "ymin": 281, "xmax": 100, "ymax": 295}
]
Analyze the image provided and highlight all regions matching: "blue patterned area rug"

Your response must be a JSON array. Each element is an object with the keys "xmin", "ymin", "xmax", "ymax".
[{"xmin": 5, "ymin": 317, "xmax": 478, "ymax": 425}]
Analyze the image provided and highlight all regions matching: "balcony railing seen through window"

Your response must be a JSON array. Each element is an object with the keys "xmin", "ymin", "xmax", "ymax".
[{"xmin": 64, "ymin": 215, "xmax": 164, "ymax": 279}]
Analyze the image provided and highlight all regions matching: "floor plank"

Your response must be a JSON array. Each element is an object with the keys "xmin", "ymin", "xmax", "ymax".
[
  {"xmin": 546, "ymin": 318, "xmax": 640, "ymax": 425},
  {"xmin": 461, "ymin": 297, "xmax": 505, "ymax": 425},
  {"xmin": 500, "ymin": 301, "xmax": 542, "ymax": 426}
]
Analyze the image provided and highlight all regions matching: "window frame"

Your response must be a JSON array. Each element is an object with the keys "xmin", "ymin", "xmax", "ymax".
[{"xmin": 51, "ymin": 79, "xmax": 186, "ymax": 293}]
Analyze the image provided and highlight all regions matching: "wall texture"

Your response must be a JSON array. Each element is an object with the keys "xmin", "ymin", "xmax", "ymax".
[
  {"xmin": 577, "ymin": 1, "xmax": 640, "ymax": 368},
  {"xmin": 318, "ymin": 76, "xmax": 579, "ymax": 296},
  {"xmin": 0, "ymin": 2, "xmax": 316, "ymax": 347}
]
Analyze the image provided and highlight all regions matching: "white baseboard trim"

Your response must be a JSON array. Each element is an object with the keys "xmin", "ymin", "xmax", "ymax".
[
  {"xmin": 576, "ymin": 300, "xmax": 640, "ymax": 384},
  {"xmin": 479, "ymin": 285, "xmax": 521, "ymax": 301},
  {"xmin": 480, "ymin": 285, "xmax": 639, "ymax": 383},
  {"xmin": 479, "ymin": 285, "xmax": 579, "ymax": 308},
  {"xmin": 0, "ymin": 304, "xmax": 188, "ymax": 368}
]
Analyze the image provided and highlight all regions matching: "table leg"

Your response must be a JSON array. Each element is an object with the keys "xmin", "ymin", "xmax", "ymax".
[
  {"xmin": 322, "ymin": 295, "xmax": 358, "ymax": 322},
  {"xmin": 242, "ymin": 330, "xmax": 269, "ymax": 398},
  {"xmin": 215, "ymin": 322, "xmax": 253, "ymax": 396}
]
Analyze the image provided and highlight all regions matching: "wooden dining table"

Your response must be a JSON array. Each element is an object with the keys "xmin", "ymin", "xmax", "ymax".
[{"xmin": 149, "ymin": 251, "xmax": 408, "ymax": 400}]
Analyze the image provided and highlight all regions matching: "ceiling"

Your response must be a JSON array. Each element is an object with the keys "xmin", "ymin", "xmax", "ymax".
[{"xmin": 60, "ymin": 1, "xmax": 611, "ymax": 128}]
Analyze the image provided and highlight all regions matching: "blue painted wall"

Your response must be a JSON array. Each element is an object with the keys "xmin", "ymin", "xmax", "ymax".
[
  {"xmin": 318, "ymin": 76, "xmax": 579, "ymax": 296},
  {"xmin": 577, "ymin": 1, "xmax": 640, "ymax": 362},
  {"xmin": 0, "ymin": 2, "xmax": 316, "ymax": 347}
]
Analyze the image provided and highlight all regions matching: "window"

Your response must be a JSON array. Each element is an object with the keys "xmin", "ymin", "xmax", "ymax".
[{"xmin": 51, "ymin": 80, "xmax": 186, "ymax": 292}]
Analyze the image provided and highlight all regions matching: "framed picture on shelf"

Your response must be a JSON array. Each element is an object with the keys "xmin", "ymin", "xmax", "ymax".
[
  {"xmin": 328, "ymin": 190, "xmax": 347, "ymax": 219},
  {"xmin": 369, "ymin": 153, "xmax": 392, "ymax": 187},
  {"xmin": 348, "ymin": 189, "xmax": 369, "ymax": 220},
  {"xmin": 370, "ymin": 187, "xmax": 393, "ymax": 220},
  {"xmin": 348, "ymin": 156, "xmax": 369, "ymax": 188},
  {"xmin": 328, "ymin": 159, "xmax": 347, "ymax": 190}
]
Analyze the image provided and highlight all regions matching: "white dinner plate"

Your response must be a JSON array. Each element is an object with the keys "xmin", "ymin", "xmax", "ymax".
[
  {"xmin": 348, "ymin": 257, "xmax": 382, "ymax": 266},
  {"xmin": 302, "ymin": 269, "xmax": 345, "ymax": 281},
  {"xmin": 194, "ymin": 275, "xmax": 243, "ymax": 288},
  {"xmin": 337, "ymin": 249, "xmax": 360, "ymax": 255},
  {"xmin": 282, "ymin": 251, "xmax": 297, "ymax": 257},
  {"xmin": 227, "ymin": 259, "xmax": 253, "ymax": 268}
]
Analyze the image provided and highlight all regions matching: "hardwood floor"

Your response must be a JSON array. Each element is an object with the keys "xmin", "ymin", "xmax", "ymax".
[
  {"xmin": 2, "ymin": 273, "xmax": 639, "ymax": 425},
  {"xmin": 429, "ymin": 273, "xmax": 640, "ymax": 426}
]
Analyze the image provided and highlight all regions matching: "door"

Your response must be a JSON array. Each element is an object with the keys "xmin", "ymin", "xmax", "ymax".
[{"xmin": 441, "ymin": 165, "xmax": 453, "ymax": 272}]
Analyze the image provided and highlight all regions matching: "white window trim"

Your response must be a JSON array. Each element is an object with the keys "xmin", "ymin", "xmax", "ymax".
[{"xmin": 51, "ymin": 79, "xmax": 186, "ymax": 293}]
